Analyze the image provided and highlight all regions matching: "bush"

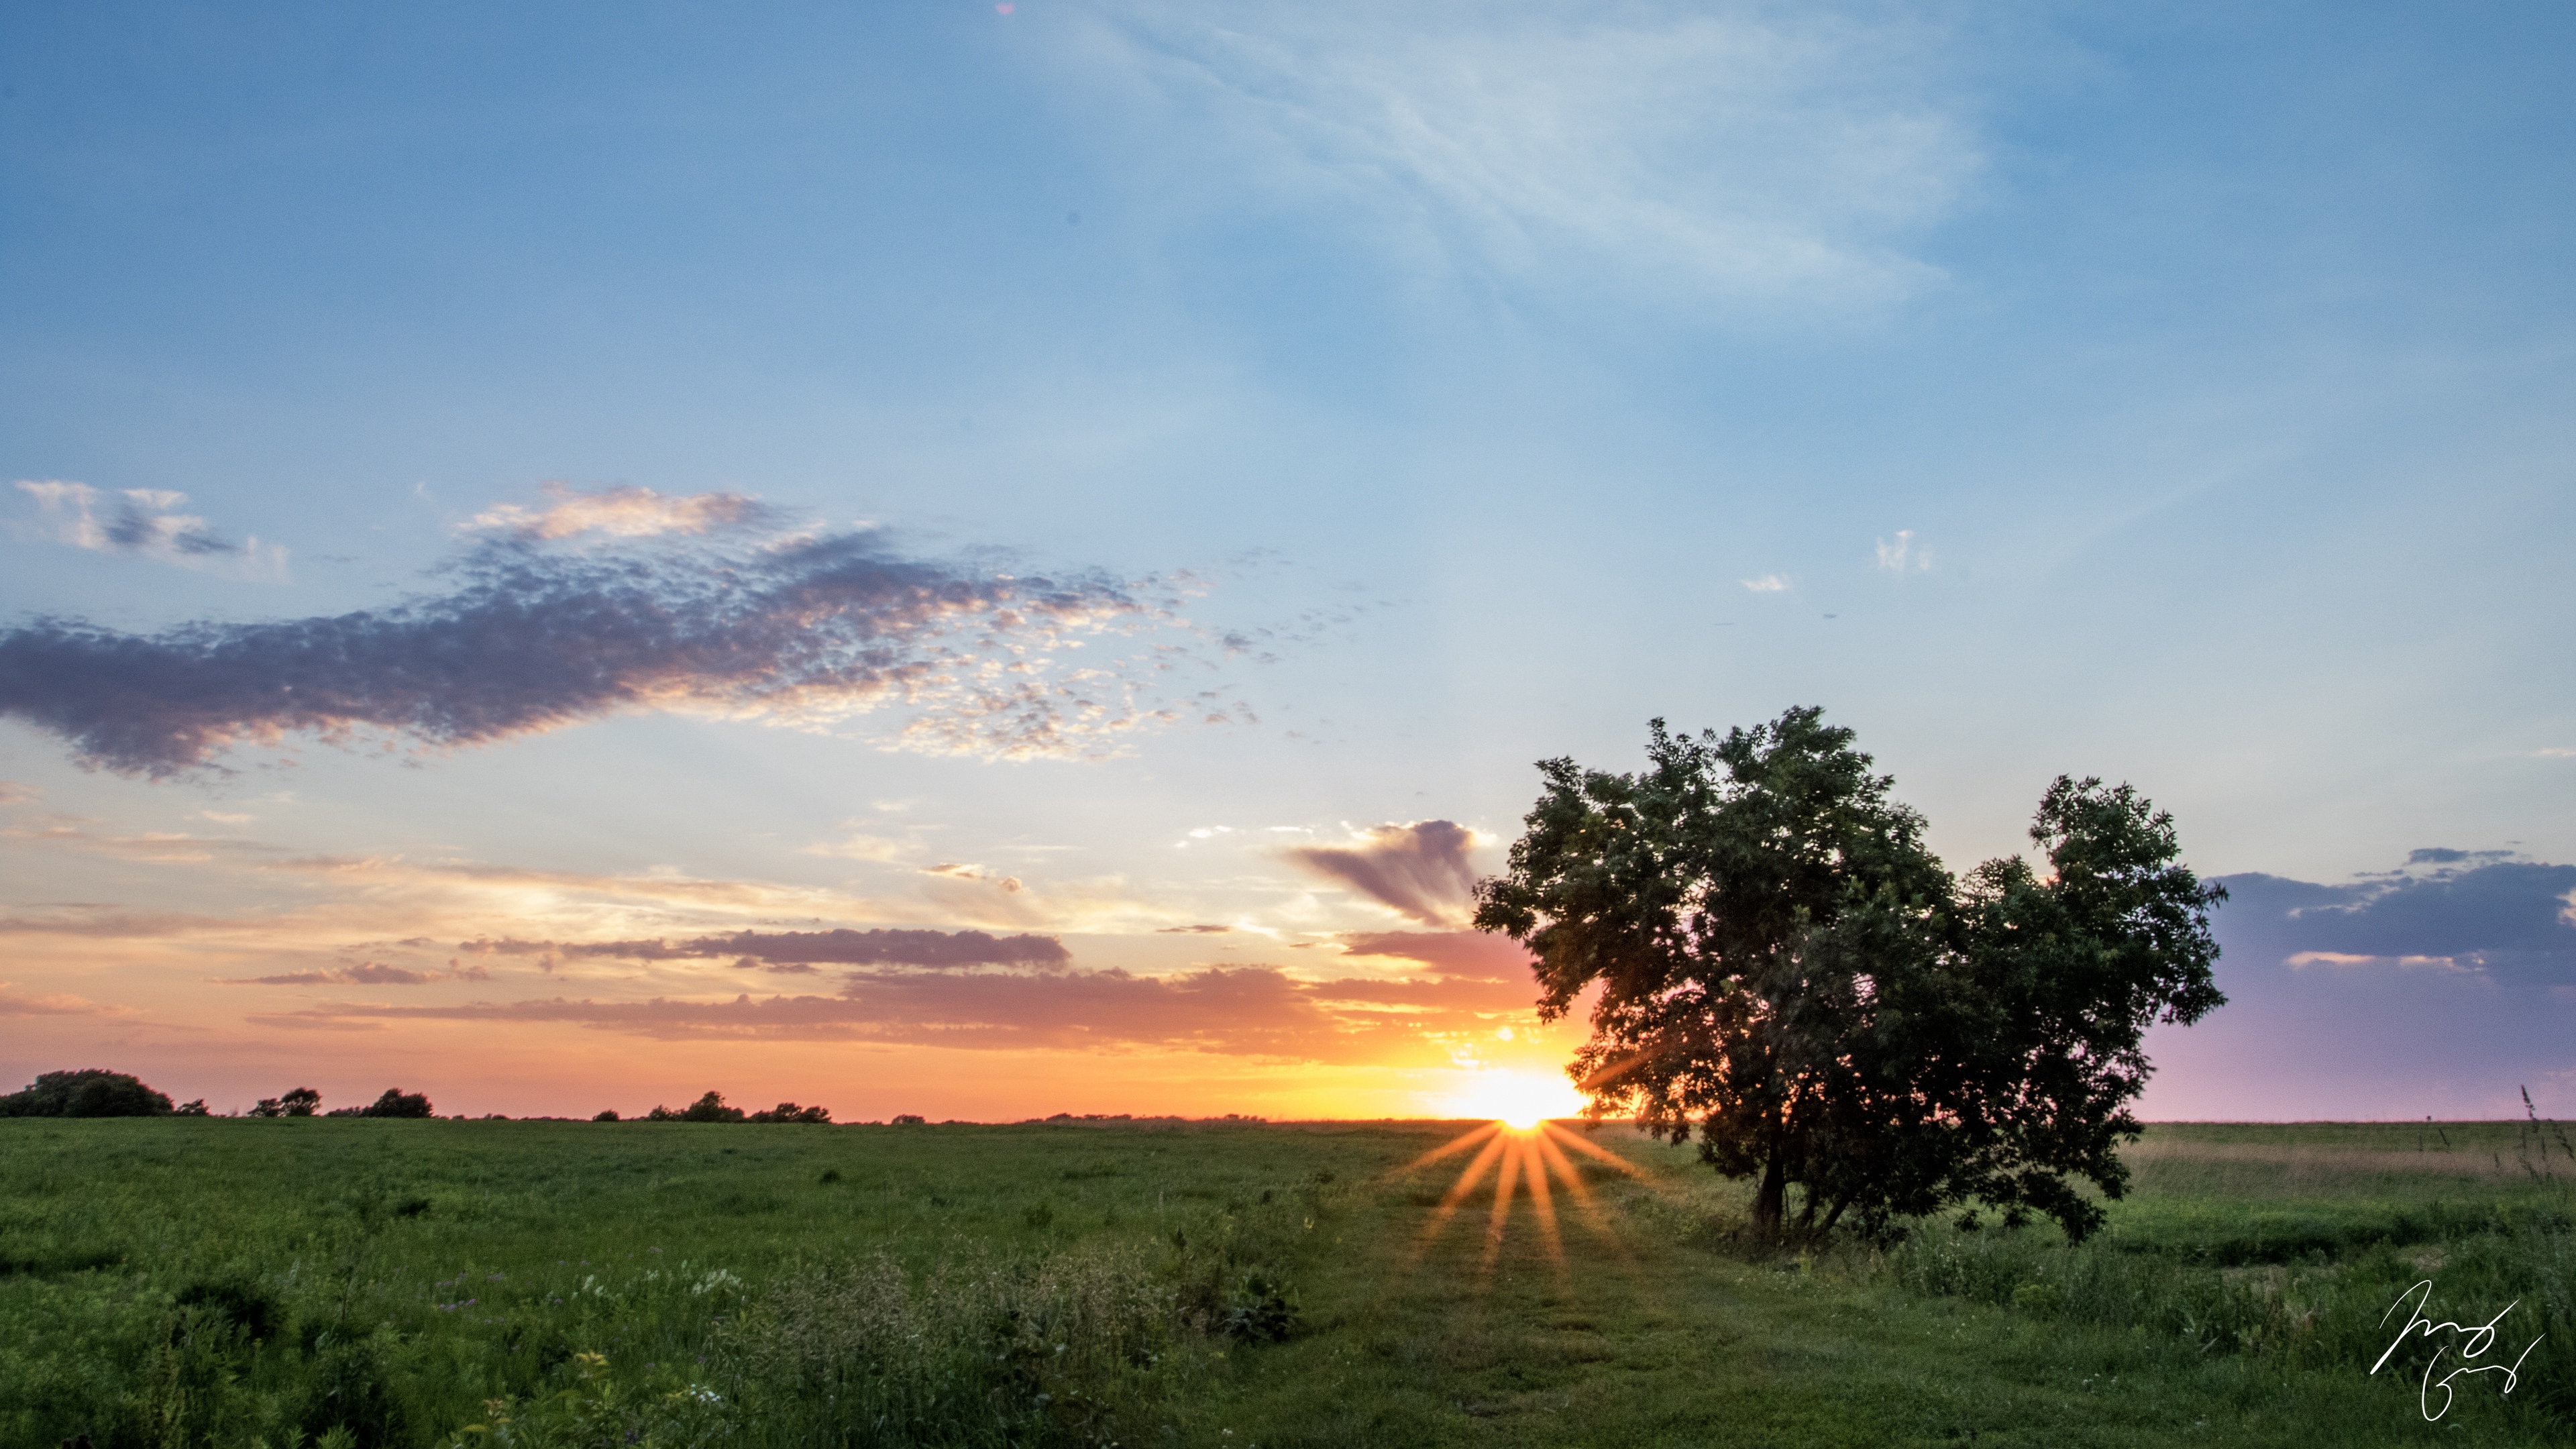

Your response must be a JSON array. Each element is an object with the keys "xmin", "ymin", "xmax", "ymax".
[
  {"xmin": 0, "ymin": 1069, "xmax": 175, "ymax": 1118},
  {"xmin": 646, "ymin": 1091, "xmax": 749, "ymax": 1123},
  {"xmin": 360, "ymin": 1089, "xmax": 435, "ymax": 1118},
  {"xmin": 747, "ymin": 1102, "xmax": 830, "ymax": 1124}
]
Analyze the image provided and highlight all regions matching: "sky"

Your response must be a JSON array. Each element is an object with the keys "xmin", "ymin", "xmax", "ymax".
[{"xmin": 3, "ymin": 1, "xmax": 2572, "ymax": 1122}]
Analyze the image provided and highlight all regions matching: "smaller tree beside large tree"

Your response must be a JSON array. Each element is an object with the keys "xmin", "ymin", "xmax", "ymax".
[{"xmin": 1472, "ymin": 707, "xmax": 2224, "ymax": 1240}]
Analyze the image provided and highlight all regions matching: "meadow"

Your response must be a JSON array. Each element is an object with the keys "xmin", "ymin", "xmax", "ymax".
[{"xmin": 2, "ymin": 1115, "xmax": 2571, "ymax": 1448}]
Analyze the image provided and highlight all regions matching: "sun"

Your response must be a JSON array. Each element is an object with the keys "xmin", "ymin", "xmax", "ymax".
[{"xmin": 1442, "ymin": 1069, "xmax": 1585, "ymax": 1130}]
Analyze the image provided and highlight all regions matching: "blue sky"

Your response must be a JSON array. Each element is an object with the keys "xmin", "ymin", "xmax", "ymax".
[{"xmin": 3, "ymin": 1, "xmax": 2571, "ymax": 1120}]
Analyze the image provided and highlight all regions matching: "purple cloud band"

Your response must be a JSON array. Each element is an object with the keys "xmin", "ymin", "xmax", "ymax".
[
  {"xmin": 460, "ymin": 927, "xmax": 1072, "ymax": 971},
  {"xmin": 0, "ymin": 530, "xmax": 1149, "ymax": 777}
]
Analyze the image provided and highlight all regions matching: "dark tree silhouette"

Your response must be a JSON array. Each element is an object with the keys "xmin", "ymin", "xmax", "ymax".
[
  {"xmin": 359, "ymin": 1088, "xmax": 434, "ymax": 1118},
  {"xmin": 1473, "ymin": 708, "xmax": 2224, "ymax": 1240},
  {"xmin": 0, "ymin": 1069, "xmax": 175, "ymax": 1117}
]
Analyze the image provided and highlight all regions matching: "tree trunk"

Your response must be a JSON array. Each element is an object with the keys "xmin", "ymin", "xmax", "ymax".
[{"xmin": 1752, "ymin": 1136, "xmax": 1787, "ymax": 1237}]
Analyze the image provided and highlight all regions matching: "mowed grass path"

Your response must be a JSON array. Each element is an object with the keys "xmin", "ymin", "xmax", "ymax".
[{"xmin": 2, "ymin": 1117, "xmax": 2567, "ymax": 1446}]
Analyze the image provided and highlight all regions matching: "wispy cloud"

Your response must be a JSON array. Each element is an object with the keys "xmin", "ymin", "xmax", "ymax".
[
  {"xmin": 260, "ymin": 966, "xmax": 1370, "ymax": 1056},
  {"xmin": 1285, "ymin": 820, "xmax": 1481, "ymax": 926},
  {"xmin": 13, "ymin": 480, "xmax": 290, "ymax": 580},
  {"xmin": 0, "ymin": 512, "xmax": 1210, "ymax": 777},
  {"xmin": 466, "ymin": 482, "xmax": 770, "ymax": 540},
  {"xmin": 1337, "ymin": 929, "xmax": 1534, "ymax": 983},
  {"xmin": 459, "ymin": 928, "xmax": 1071, "ymax": 972},
  {"xmin": 1739, "ymin": 574, "xmax": 1790, "ymax": 593},
  {"xmin": 0, "ymin": 981, "xmax": 127, "ymax": 1017},
  {"xmin": 254, "ymin": 939, "xmax": 1539, "ymax": 1056},
  {"xmin": 1085, "ymin": 1, "xmax": 1980, "ymax": 311},
  {"xmin": 1874, "ymin": 529, "xmax": 1929, "ymax": 572},
  {"xmin": 216, "ymin": 959, "xmax": 489, "ymax": 987}
]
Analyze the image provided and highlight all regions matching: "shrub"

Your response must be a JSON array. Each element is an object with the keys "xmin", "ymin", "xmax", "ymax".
[
  {"xmin": 647, "ymin": 1091, "xmax": 746, "ymax": 1124},
  {"xmin": 747, "ymin": 1102, "xmax": 830, "ymax": 1124},
  {"xmin": 360, "ymin": 1089, "xmax": 435, "ymax": 1118},
  {"xmin": 0, "ymin": 1069, "xmax": 176, "ymax": 1118}
]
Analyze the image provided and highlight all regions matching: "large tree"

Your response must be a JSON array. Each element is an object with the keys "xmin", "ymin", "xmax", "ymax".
[
  {"xmin": 0, "ymin": 1069, "xmax": 176, "ymax": 1118},
  {"xmin": 1471, "ymin": 708, "xmax": 2224, "ymax": 1240}
]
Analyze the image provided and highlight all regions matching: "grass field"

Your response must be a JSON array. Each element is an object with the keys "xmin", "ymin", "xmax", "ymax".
[{"xmin": 3, "ymin": 1116, "xmax": 2572, "ymax": 1448}]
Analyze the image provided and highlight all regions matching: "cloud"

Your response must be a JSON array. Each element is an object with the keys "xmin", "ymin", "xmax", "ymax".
[
  {"xmin": 0, "ymin": 782, "xmax": 36, "ymax": 806},
  {"xmin": 1085, "ymin": 1, "xmax": 1978, "ymax": 311},
  {"xmin": 1158, "ymin": 924, "xmax": 1233, "ymax": 934},
  {"xmin": 1285, "ymin": 820, "xmax": 1481, "ymax": 926},
  {"xmin": 2285, "ymin": 951, "xmax": 2467, "ymax": 973},
  {"xmin": 263, "ymin": 964, "xmax": 1377, "ymax": 1055},
  {"xmin": 262, "ymin": 928, "xmax": 1553, "ymax": 1056},
  {"xmin": 1739, "ymin": 574, "xmax": 1790, "ymax": 592},
  {"xmin": 1338, "ymin": 930, "xmax": 1534, "ymax": 983},
  {"xmin": 466, "ymin": 482, "xmax": 770, "ymax": 540},
  {"xmin": 216, "ymin": 959, "xmax": 484, "ymax": 987},
  {"xmin": 2212, "ymin": 851, "xmax": 2576, "ymax": 985},
  {"xmin": 1874, "ymin": 529, "xmax": 1929, "ymax": 572},
  {"xmin": 14, "ymin": 480, "xmax": 289, "ymax": 580},
  {"xmin": 0, "ymin": 523, "xmax": 1198, "ymax": 777},
  {"xmin": 458, "ymin": 927, "xmax": 1071, "ymax": 971},
  {"xmin": 0, "ymin": 982, "xmax": 131, "ymax": 1016}
]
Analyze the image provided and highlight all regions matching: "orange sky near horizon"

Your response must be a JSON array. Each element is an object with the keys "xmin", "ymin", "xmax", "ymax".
[{"xmin": 0, "ymin": 782, "xmax": 1602, "ymax": 1120}]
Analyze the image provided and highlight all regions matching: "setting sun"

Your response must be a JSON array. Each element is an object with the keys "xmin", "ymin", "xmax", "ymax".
[{"xmin": 1442, "ymin": 1069, "xmax": 1586, "ymax": 1129}]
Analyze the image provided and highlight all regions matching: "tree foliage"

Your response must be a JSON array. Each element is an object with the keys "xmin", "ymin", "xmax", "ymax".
[
  {"xmin": 1472, "ymin": 708, "xmax": 2225, "ymax": 1240},
  {"xmin": 360, "ymin": 1088, "xmax": 435, "ymax": 1118},
  {"xmin": 0, "ymin": 1069, "xmax": 175, "ymax": 1118}
]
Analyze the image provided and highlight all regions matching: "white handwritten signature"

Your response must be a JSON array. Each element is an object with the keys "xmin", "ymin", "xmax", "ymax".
[{"xmin": 2371, "ymin": 1278, "xmax": 2544, "ymax": 1421}]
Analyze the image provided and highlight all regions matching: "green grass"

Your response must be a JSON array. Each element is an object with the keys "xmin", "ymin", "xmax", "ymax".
[{"xmin": 2, "ymin": 1117, "xmax": 2571, "ymax": 1447}]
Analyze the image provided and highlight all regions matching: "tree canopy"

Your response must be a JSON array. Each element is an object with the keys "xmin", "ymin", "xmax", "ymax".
[
  {"xmin": 0, "ymin": 1069, "xmax": 175, "ymax": 1118},
  {"xmin": 1471, "ymin": 708, "xmax": 2225, "ymax": 1240}
]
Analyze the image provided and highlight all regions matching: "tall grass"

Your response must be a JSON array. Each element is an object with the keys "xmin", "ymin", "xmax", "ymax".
[
  {"xmin": 1860, "ymin": 1124, "xmax": 2576, "ymax": 1426},
  {"xmin": 0, "ymin": 1120, "xmax": 1341, "ymax": 1448}
]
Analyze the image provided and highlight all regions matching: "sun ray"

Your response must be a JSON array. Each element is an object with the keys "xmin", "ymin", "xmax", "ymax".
[
  {"xmin": 1396, "ymin": 1120, "xmax": 1502, "ymax": 1175},
  {"xmin": 1479, "ymin": 1131, "xmax": 1526, "ymax": 1273},
  {"xmin": 1408, "ymin": 1126, "xmax": 1511, "ymax": 1258},
  {"xmin": 1543, "ymin": 1124, "xmax": 1644, "ymax": 1171},
  {"xmin": 1519, "ymin": 1132, "xmax": 1571, "ymax": 1282}
]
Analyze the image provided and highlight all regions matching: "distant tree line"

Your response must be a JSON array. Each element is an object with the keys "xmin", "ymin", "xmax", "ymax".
[
  {"xmin": 0, "ymin": 1072, "xmax": 434, "ymax": 1119},
  {"xmin": 0, "ymin": 1074, "xmax": 865, "ymax": 1124},
  {"xmin": 625, "ymin": 1090, "xmax": 832, "ymax": 1123}
]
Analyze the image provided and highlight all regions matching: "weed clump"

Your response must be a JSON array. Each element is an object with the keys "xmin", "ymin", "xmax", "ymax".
[{"xmin": 731, "ymin": 1244, "xmax": 1181, "ymax": 1446}]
